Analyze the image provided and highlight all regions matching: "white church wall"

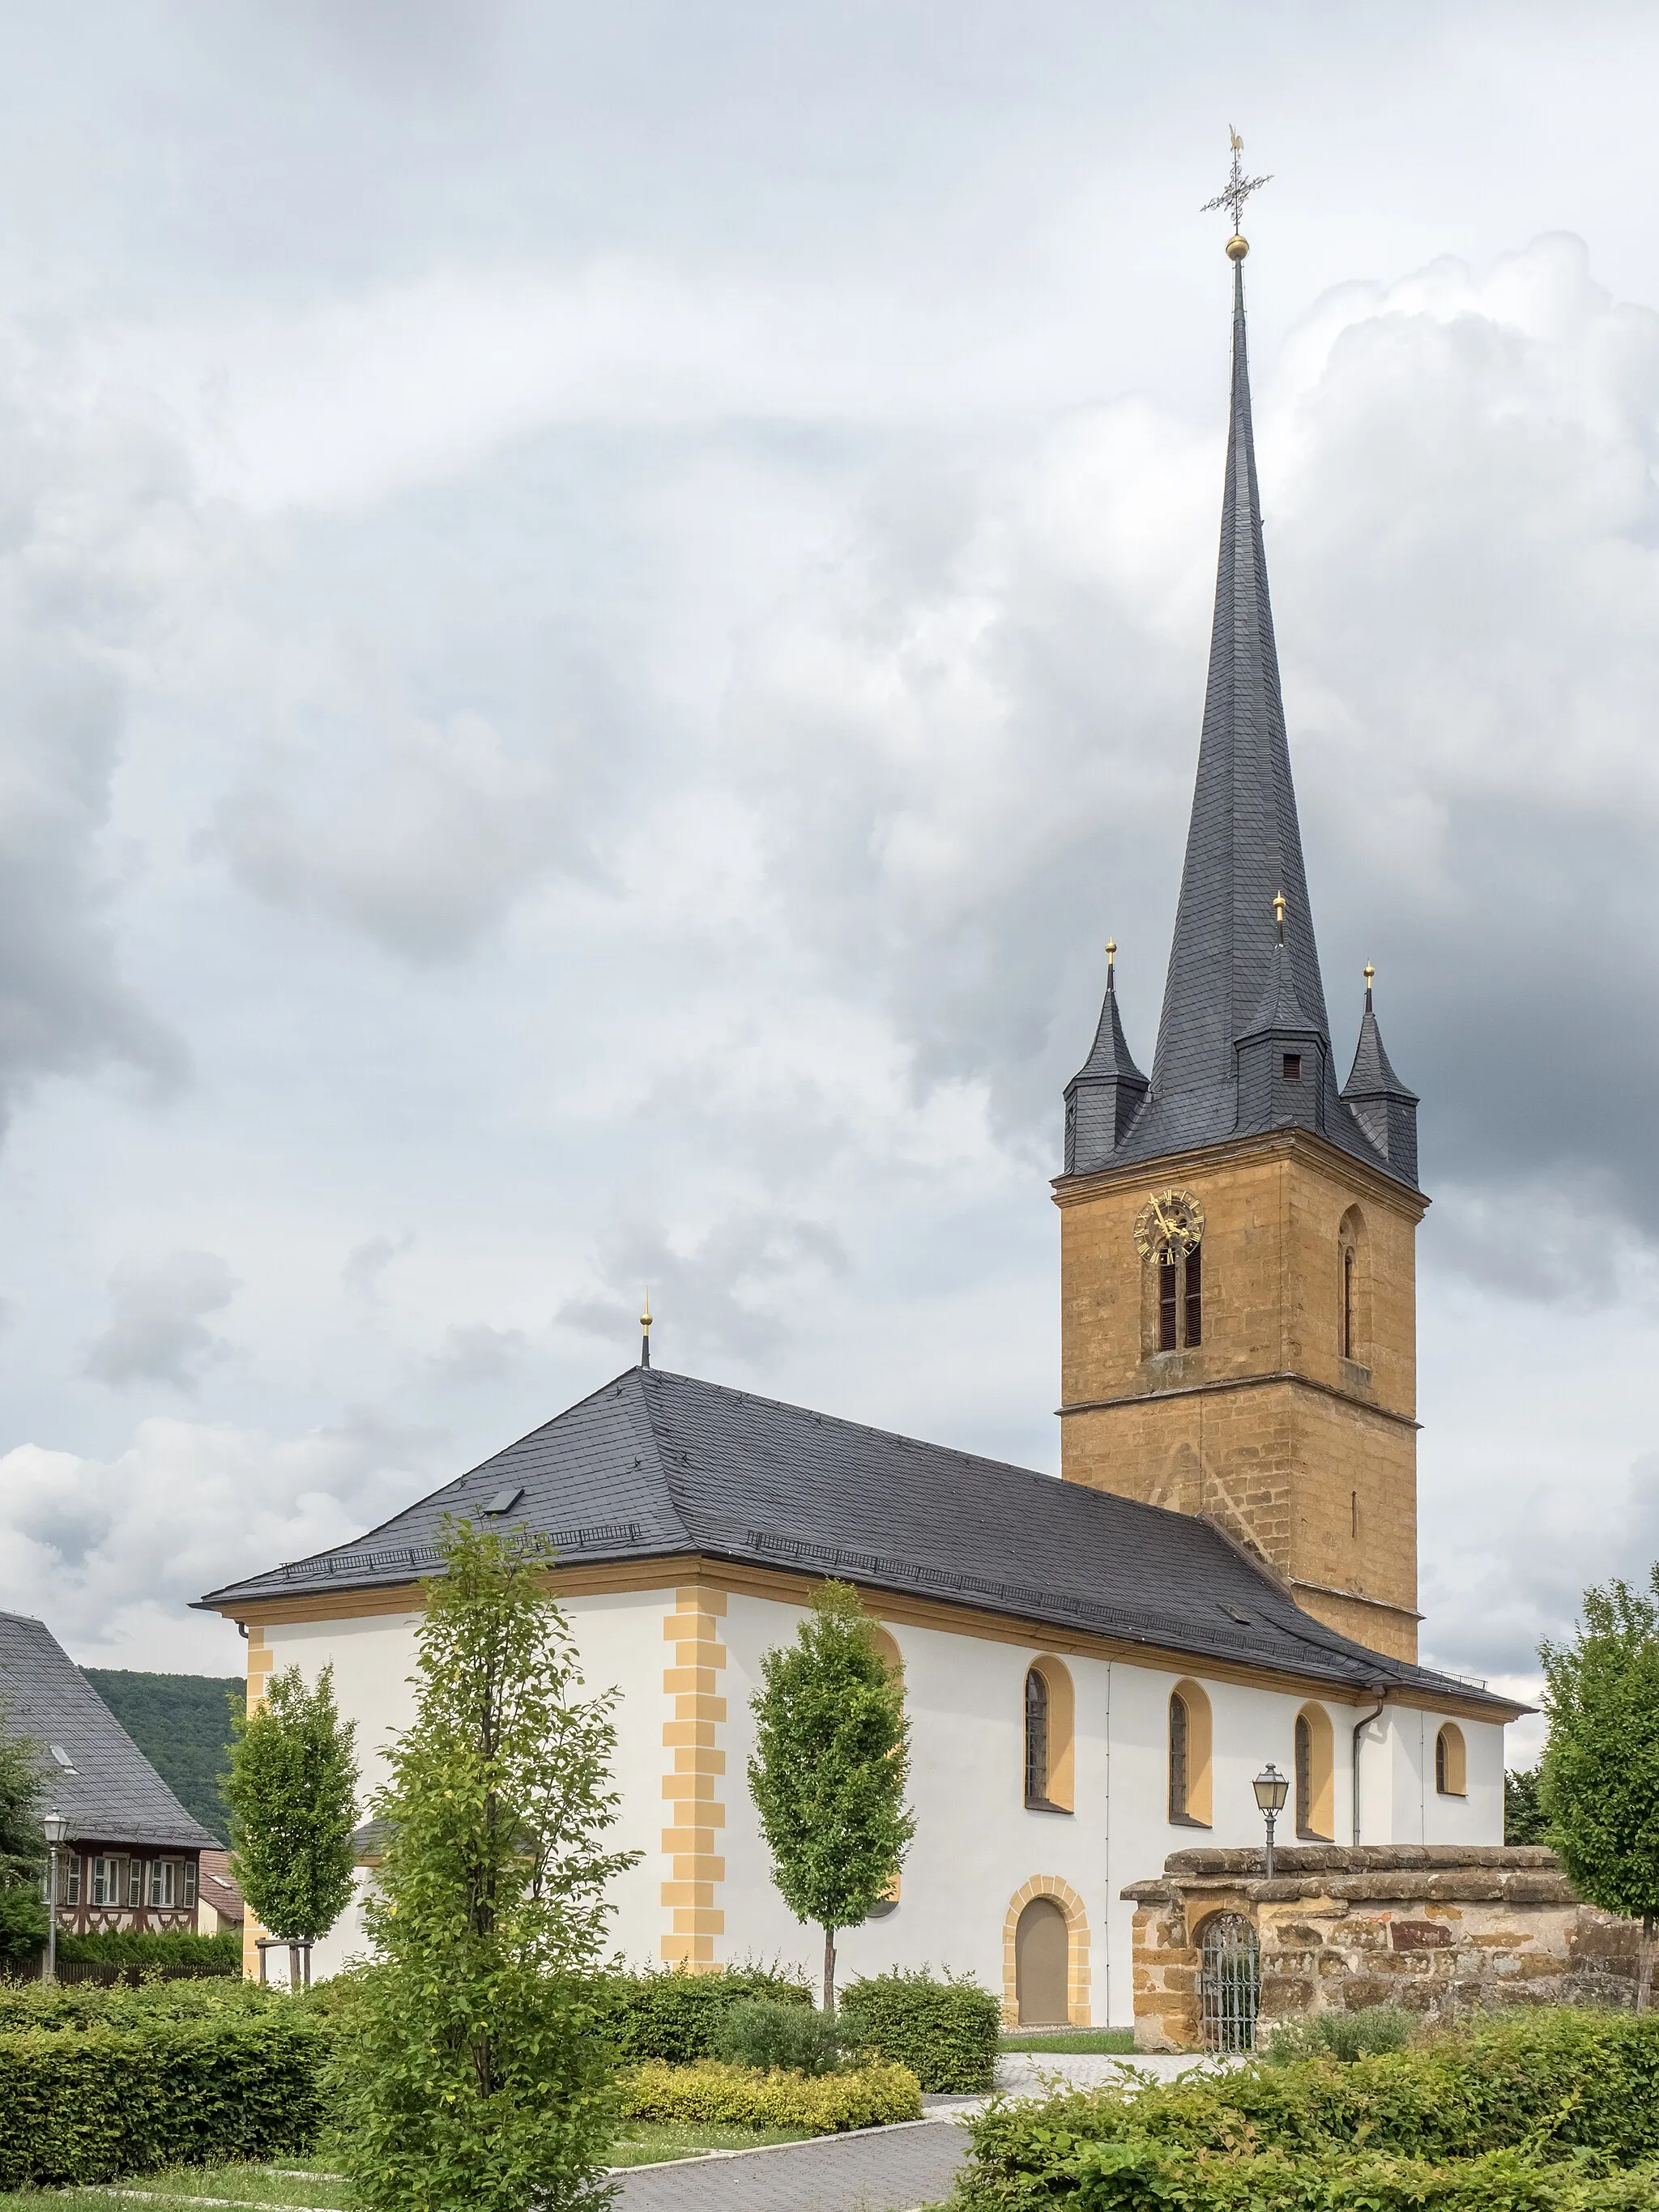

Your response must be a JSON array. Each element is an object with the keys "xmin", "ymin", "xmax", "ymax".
[{"xmin": 242, "ymin": 1583, "xmax": 1507, "ymax": 2020}]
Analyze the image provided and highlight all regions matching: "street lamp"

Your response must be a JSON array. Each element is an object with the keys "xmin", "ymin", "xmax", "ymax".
[
  {"xmin": 41, "ymin": 1811, "xmax": 66, "ymax": 1982},
  {"xmin": 1252, "ymin": 1762, "xmax": 1289, "ymax": 1881}
]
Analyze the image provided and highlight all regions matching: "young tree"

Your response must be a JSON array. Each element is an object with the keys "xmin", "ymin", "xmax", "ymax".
[
  {"xmin": 0, "ymin": 1694, "xmax": 47, "ymax": 1963},
  {"xmin": 226, "ymin": 1661, "xmax": 359, "ymax": 1958},
  {"xmin": 1504, "ymin": 1765, "xmax": 1549, "ymax": 1846},
  {"xmin": 1541, "ymin": 1568, "xmax": 1659, "ymax": 2009},
  {"xmin": 748, "ymin": 1579, "xmax": 914, "ymax": 2014},
  {"xmin": 333, "ymin": 1518, "xmax": 639, "ymax": 2212}
]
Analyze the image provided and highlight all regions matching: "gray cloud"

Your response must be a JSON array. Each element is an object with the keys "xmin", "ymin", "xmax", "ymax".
[
  {"xmin": 85, "ymin": 1251, "xmax": 240, "ymax": 1392},
  {"xmin": 430, "ymin": 1322, "xmax": 527, "ymax": 1384},
  {"xmin": 343, "ymin": 1235, "xmax": 411, "ymax": 1303},
  {"xmin": 559, "ymin": 1209, "xmax": 849, "ymax": 1367}
]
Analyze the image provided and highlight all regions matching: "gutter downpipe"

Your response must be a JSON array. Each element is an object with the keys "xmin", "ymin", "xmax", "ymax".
[{"xmin": 1351, "ymin": 1687, "xmax": 1388, "ymax": 1843}]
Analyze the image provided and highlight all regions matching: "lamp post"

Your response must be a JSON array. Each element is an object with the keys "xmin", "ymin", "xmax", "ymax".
[
  {"xmin": 41, "ymin": 1811, "xmax": 66, "ymax": 1982},
  {"xmin": 1252, "ymin": 1762, "xmax": 1289, "ymax": 1881}
]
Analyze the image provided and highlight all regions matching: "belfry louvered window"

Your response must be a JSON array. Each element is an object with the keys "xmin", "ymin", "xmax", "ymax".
[
  {"xmin": 1184, "ymin": 1248, "xmax": 1202, "ymax": 1346},
  {"xmin": 1159, "ymin": 1260, "xmax": 1179, "ymax": 1351}
]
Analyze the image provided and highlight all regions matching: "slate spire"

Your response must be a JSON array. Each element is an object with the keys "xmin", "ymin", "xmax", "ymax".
[
  {"xmin": 1062, "ymin": 254, "xmax": 1418, "ymax": 1190},
  {"xmin": 1342, "ymin": 968, "xmax": 1420, "ymax": 1185},
  {"xmin": 1064, "ymin": 943, "xmax": 1149, "ymax": 1173}
]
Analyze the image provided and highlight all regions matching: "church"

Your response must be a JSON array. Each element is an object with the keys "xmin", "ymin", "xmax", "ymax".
[{"xmin": 199, "ymin": 229, "xmax": 1521, "ymax": 2029}]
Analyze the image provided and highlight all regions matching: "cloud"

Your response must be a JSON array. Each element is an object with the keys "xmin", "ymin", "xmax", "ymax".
[
  {"xmin": 429, "ymin": 1322, "xmax": 527, "ymax": 1384},
  {"xmin": 722, "ymin": 235, "xmax": 1659, "ymax": 1261},
  {"xmin": 558, "ymin": 1208, "xmax": 849, "ymax": 1367},
  {"xmin": 84, "ymin": 1251, "xmax": 240, "ymax": 1392},
  {"xmin": 0, "ymin": 1411, "xmax": 443, "ymax": 1670},
  {"xmin": 342, "ymin": 1235, "xmax": 411, "ymax": 1303}
]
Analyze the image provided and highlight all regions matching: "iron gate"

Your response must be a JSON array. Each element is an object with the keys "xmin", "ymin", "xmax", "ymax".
[{"xmin": 1199, "ymin": 1912, "xmax": 1260, "ymax": 2052}]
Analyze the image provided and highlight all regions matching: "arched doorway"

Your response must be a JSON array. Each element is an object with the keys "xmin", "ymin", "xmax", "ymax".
[
  {"xmin": 1014, "ymin": 1896, "xmax": 1069, "ymax": 2024},
  {"xmin": 1198, "ymin": 1912, "xmax": 1260, "ymax": 2052}
]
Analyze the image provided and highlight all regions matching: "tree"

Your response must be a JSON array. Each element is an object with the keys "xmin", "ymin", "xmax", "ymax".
[
  {"xmin": 1541, "ymin": 1568, "xmax": 1659, "ymax": 2009},
  {"xmin": 332, "ymin": 1518, "xmax": 639, "ymax": 2212},
  {"xmin": 226, "ymin": 1661, "xmax": 359, "ymax": 1951},
  {"xmin": 748, "ymin": 1579, "xmax": 914, "ymax": 2014},
  {"xmin": 0, "ymin": 1694, "xmax": 46, "ymax": 1963},
  {"xmin": 1504, "ymin": 1764, "xmax": 1549, "ymax": 1846}
]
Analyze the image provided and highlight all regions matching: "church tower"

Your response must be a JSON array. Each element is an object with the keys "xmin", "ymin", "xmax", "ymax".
[{"xmin": 1055, "ymin": 228, "xmax": 1426, "ymax": 1663}]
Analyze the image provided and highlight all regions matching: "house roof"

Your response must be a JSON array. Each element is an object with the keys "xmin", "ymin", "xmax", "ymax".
[
  {"xmin": 198, "ymin": 1848, "xmax": 245, "ymax": 1924},
  {"xmin": 0, "ymin": 1611, "xmax": 220, "ymax": 1852},
  {"xmin": 199, "ymin": 1365, "xmax": 1517, "ymax": 1716},
  {"xmin": 1094, "ymin": 258, "xmax": 1414, "ymax": 1190}
]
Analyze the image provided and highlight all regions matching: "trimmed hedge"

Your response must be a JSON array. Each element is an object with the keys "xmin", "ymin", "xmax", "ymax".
[
  {"xmin": 952, "ymin": 2010, "xmax": 1659, "ymax": 2208},
  {"xmin": 599, "ymin": 1964, "xmax": 813, "ymax": 2065},
  {"xmin": 56, "ymin": 1928, "xmax": 241, "ymax": 1973},
  {"xmin": 623, "ymin": 2056, "xmax": 922, "ymax": 2133},
  {"xmin": 840, "ymin": 1967, "xmax": 1000, "ymax": 2094},
  {"xmin": 0, "ymin": 2005, "xmax": 329, "ymax": 2186},
  {"xmin": 1052, "ymin": 2141, "xmax": 1659, "ymax": 2210},
  {"xmin": 0, "ymin": 1975, "xmax": 278, "ymax": 2032}
]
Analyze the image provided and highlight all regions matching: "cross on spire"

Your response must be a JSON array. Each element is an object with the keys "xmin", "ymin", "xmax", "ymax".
[{"xmin": 1201, "ymin": 127, "xmax": 1272, "ymax": 241}]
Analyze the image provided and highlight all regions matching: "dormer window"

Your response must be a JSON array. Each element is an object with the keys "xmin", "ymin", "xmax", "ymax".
[{"xmin": 1282, "ymin": 1053, "xmax": 1302, "ymax": 1082}]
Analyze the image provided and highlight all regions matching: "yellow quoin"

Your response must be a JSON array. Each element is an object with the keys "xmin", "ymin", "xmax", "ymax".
[{"xmin": 1056, "ymin": 1132, "xmax": 1424, "ymax": 1660}]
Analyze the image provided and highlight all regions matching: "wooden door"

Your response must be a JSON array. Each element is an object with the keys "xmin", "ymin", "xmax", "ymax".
[{"xmin": 1015, "ymin": 1897, "xmax": 1069, "ymax": 2024}]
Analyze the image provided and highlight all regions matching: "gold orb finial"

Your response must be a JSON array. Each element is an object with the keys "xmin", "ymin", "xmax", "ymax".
[
  {"xmin": 1106, "ymin": 938, "xmax": 1117, "ymax": 969},
  {"xmin": 641, "ymin": 1288, "xmax": 652, "ymax": 1331},
  {"xmin": 1226, "ymin": 233, "xmax": 1249, "ymax": 262},
  {"xmin": 1363, "ymin": 963, "xmax": 1375, "ymax": 989}
]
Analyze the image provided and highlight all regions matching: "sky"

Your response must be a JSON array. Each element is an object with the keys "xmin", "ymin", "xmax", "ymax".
[{"xmin": 0, "ymin": 2, "xmax": 1657, "ymax": 1760}]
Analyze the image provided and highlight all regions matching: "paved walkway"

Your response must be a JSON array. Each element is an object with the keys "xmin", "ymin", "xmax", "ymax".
[
  {"xmin": 609, "ymin": 2116, "xmax": 970, "ymax": 2212},
  {"xmin": 609, "ymin": 2052, "xmax": 1232, "ymax": 2210}
]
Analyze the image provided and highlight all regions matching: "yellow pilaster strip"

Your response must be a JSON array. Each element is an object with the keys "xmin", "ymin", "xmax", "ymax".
[
  {"xmin": 240, "ymin": 1634, "xmax": 273, "ymax": 1979},
  {"xmin": 660, "ymin": 1586, "xmax": 727, "ymax": 1966}
]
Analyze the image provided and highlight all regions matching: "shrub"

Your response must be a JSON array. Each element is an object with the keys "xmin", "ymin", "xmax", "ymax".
[
  {"xmin": 56, "ymin": 1928, "xmax": 241, "ymax": 1974},
  {"xmin": 839, "ymin": 1967, "xmax": 1000, "ymax": 2094},
  {"xmin": 600, "ymin": 1963, "xmax": 813, "ymax": 2065},
  {"xmin": 0, "ymin": 1975, "xmax": 280, "ymax": 2033},
  {"xmin": 710, "ymin": 1997, "xmax": 842, "ymax": 2077},
  {"xmin": 0, "ymin": 2005, "xmax": 329, "ymax": 2186},
  {"xmin": 953, "ymin": 2010, "xmax": 1659, "ymax": 2207},
  {"xmin": 623, "ymin": 2056, "xmax": 921, "ymax": 2133},
  {"xmin": 1263, "ymin": 2003, "xmax": 1415, "ymax": 2065},
  {"xmin": 1056, "ymin": 2141, "xmax": 1659, "ymax": 2210}
]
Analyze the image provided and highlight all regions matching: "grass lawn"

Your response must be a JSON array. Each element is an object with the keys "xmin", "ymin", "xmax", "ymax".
[
  {"xmin": 608, "ymin": 2121, "xmax": 813, "ymax": 2166},
  {"xmin": 0, "ymin": 2167, "xmax": 356, "ymax": 2212},
  {"xmin": 0, "ymin": 2129, "xmax": 819, "ymax": 2208},
  {"xmin": 999, "ymin": 2028, "xmax": 1139, "ymax": 2054}
]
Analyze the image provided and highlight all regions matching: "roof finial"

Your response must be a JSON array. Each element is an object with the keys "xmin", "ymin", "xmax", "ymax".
[
  {"xmin": 1273, "ymin": 889, "xmax": 1287, "ymax": 944},
  {"xmin": 1202, "ymin": 126, "xmax": 1271, "ymax": 260},
  {"xmin": 639, "ymin": 1288, "xmax": 652, "ymax": 1370},
  {"xmin": 1106, "ymin": 938, "xmax": 1117, "ymax": 989},
  {"xmin": 1363, "ymin": 962, "xmax": 1375, "ymax": 1012}
]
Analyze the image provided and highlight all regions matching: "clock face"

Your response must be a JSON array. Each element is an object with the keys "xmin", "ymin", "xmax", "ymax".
[{"xmin": 1134, "ymin": 1187, "xmax": 1206, "ymax": 1263}]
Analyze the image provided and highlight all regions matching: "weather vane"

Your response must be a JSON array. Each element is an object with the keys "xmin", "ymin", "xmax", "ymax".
[{"xmin": 1202, "ymin": 127, "xmax": 1271, "ymax": 254}]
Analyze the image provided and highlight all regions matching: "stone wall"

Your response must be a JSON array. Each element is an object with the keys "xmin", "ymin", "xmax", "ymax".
[{"xmin": 1124, "ymin": 1844, "xmax": 1638, "ymax": 2051}]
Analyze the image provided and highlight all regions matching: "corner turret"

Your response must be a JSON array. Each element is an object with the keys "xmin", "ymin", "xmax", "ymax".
[
  {"xmin": 1064, "ymin": 943, "xmax": 1149, "ymax": 1174},
  {"xmin": 1341, "ymin": 966, "xmax": 1420, "ymax": 1187}
]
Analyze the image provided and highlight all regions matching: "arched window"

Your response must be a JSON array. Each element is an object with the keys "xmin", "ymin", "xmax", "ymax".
[
  {"xmin": 1435, "ymin": 1723, "xmax": 1466, "ymax": 1797},
  {"xmin": 1025, "ymin": 1668, "xmax": 1049, "ymax": 1805},
  {"xmin": 1024, "ymin": 1657, "xmax": 1075, "ymax": 1813},
  {"xmin": 1294, "ymin": 1703, "xmax": 1335, "ymax": 1839},
  {"xmin": 1168, "ymin": 1679, "xmax": 1213, "ymax": 1826},
  {"xmin": 1338, "ymin": 1207, "xmax": 1367, "ymax": 1367}
]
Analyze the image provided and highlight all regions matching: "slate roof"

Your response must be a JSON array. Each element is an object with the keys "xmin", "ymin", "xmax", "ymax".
[
  {"xmin": 199, "ymin": 1366, "xmax": 1516, "ymax": 1715},
  {"xmin": 1079, "ymin": 259, "xmax": 1417, "ymax": 1189},
  {"xmin": 0, "ymin": 1611, "xmax": 220, "ymax": 1852}
]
